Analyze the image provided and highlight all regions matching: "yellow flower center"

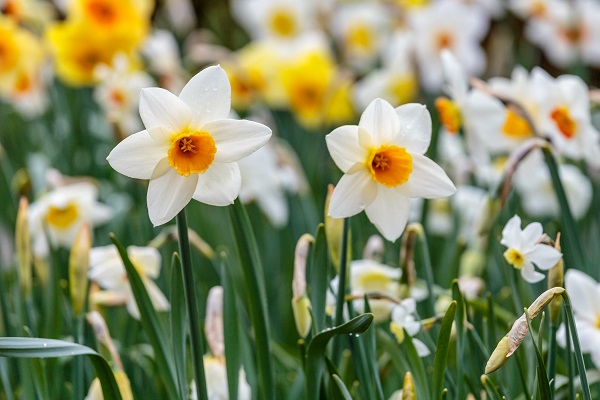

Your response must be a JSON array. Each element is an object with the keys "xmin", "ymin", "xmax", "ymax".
[
  {"xmin": 269, "ymin": 9, "xmax": 297, "ymax": 37},
  {"xmin": 435, "ymin": 97, "xmax": 461, "ymax": 134},
  {"xmin": 390, "ymin": 321, "xmax": 405, "ymax": 343},
  {"xmin": 502, "ymin": 109, "xmax": 533, "ymax": 139},
  {"xmin": 435, "ymin": 31, "xmax": 453, "ymax": 50},
  {"xmin": 550, "ymin": 106, "xmax": 577, "ymax": 139},
  {"xmin": 356, "ymin": 271, "xmax": 393, "ymax": 293},
  {"xmin": 168, "ymin": 130, "xmax": 216, "ymax": 177},
  {"xmin": 346, "ymin": 23, "xmax": 373, "ymax": 52},
  {"xmin": 504, "ymin": 248, "xmax": 525, "ymax": 270},
  {"xmin": 0, "ymin": 28, "xmax": 18, "ymax": 74},
  {"xmin": 86, "ymin": 0, "xmax": 118, "ymax": 25},
  {"xmin": 368, "ymin": 145, "xmax": 412, "ymax": 188},
  {"xmin": 595, "ymin": 315, "xmax": 600, "ymax": 329},
  {"xmin": 46, "ymin": 203, "xmax": 79, "ymax": 229}
]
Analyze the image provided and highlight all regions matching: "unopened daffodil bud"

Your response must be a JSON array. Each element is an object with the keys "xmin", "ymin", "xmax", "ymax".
[
  {"xmin": 292, "ymin": 296, "xmax": 312, "ymax": 338},
  {"xmin": 292, "ymin": 234, "xmax": 314, "ymax": 337},
  {"xmin": 69, "ymin": 223, "xmax": 91, "ymax": 316},
  {"xmin": 16, "ymin": 196, "xmax": 32, "ymax": 298},
  {"xmin": 205, "ymin": 286, "xmax": 224, "ymax": 358},
  {"xmin": 325, "ymin": 184, "xmax": 343, "ymax": 271},
  {"xmin": 485, "ymin": 336, "xmax": 510, "ymax": 374},
  {"xmin": 402, "ymin": 372, "xmax": 416, "ymax": 400},
  {"xmin": 548, "ymin": 235, "xmax": 563, "ymax": 325}
]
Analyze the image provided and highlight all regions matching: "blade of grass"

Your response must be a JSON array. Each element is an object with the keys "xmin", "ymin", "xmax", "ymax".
[
  {"xmin": 170, "ymin": 253, "xmax": 188, "ymax": 400},
  {"xmin": 453, "ymin": 280, "xmax": 466, "ymax": 400},
  {"xmin": 562, "ymin": 292, "xmax": 592, "ymax": 400},
  {"xmin": 432, "ymin": 301, "xmax": 457, "ymax": 399},
  {"xmin": 0, "ymin": 337, "xmax": 122, "ymax": 400},
  {"xmin": 109, "ymin": 233, "xmax": 179, "ymax": 400},
  {"xmin": 309, "ymin": 224, "xmax": 329, "ymax": 333},
  {"xmin": 228, "ymin": 200, "xmax": 274, "ymax": 400},
  {"xmin": 221, "ymin": 252, "xmax": 241, "ymax": 400},
  {"xmin": 331, "ymin": 374, "xmax": 353, "ymax": 400}
]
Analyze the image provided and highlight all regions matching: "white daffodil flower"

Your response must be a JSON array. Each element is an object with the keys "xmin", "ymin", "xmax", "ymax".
[
  {"xmin": 28, "ymin": 182, "xmax": 113, "ymax": 256},
  {"xmin": 89, "ymin": 245, "xmax": 169, "ymax": 320},
  {"xmin": 500, "ymin": 215, "xmax": 562, "ymax": 283},
  {"xmin": 107, "ymin": 65, "xmax": 272, "ymax": 226},
  {"xmin": 390, "ymin": 298, "xmax": 430, "ymax": 357},
  {"xmin": 190, "ymin": 357, "xmax": 251, "ymax": 400},
  {"xmin": 326, "ymin": 97, "xmax": 456, "ymax": 242},
  {"xmin": 557, "ymin": 269, "xmax": 600, "ymax": 368}
]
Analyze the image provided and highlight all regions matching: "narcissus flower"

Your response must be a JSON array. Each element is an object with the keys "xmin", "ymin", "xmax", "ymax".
[
  {"xmin": 390, "ymin": 298, "xmax": 430, "ymax": 357},
  {"xmin": 500, "ymin": 215, "xmax": 562, "ymax": 283},
  {"xmin": 107, "ymin": 65, "xmax": 272, "ymax": 226},
  {"xmin": 326, "ymin": 98, "xmax": 456, "ymax": 241}
]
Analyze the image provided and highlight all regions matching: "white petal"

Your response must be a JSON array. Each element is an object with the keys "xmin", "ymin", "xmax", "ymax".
[
  {"xmin": 565, "ymin": 269, "xmax": 600, "ymax": 320},
  {"xmin": 520, "ymin": 222, "xmax": 543, "ymax": 248},
  {"xmin": 364, "ymin": 187, "xmax": 411, "ymax": 242},
  {"xmin": 326, "ymin": 125, "xmax": 367, "ymax": 172},
  {"xmin": 202, "ymin": 119, "xmax": 272, "ymax": 163},
  {"xmin": 394, "ymin": 103, "xmax": 432, "ymax": 154},
  {"xmin": 139, "ymin": 88, "xmax": 193, "ymax": 131},
  {"xmin": 397, "ymin": 153, "xmax": 456, "ymax": 199},
  {"xmin": 178, "ymin": 65, "xmax": 231, "ymax": 126},
  {"xmin": 107, "ymin": 130, "xmax": 168, "ymax": 179},
  {"xmin": 404, "ymin": 317, "xmax": 421, "ymax": 337},
  {"xmin": 520, "ymin": 263, "xmax": 545, "ymax": 283},
  {"xmin": 500, "ymin": 215, "xmax": 521, "ymax": 248},
  {"xmin": 358, "ymin": 98, "xmax": 399, "ymax": 146},
  {"xmin": 413, "ymin": 338, "xmax": 431, "ymax": 357},
  {"xmin": 193, "ymin": 162, "xmax": 241, "ymax": 206},
  {"xmin": 144, "ymin": 279, "xmax": 171, "ymax": 312},
  {"xmin": 147, "ymin": 163, "xmax": 198, "ymax": 226},
  {"xmin": 328, "ymin": 170, "xmax": 377, "ymax": 218},
  {"xmin": 441, "ymin": 49, "xmax": 468, "ymax": 100},
  {"xmin": 525, "ymin": 244, "xmax": 562, "ymax": 271},
  {"xmin": 128, "ymin": 246, "xmax": 161, "ymax": 279}
]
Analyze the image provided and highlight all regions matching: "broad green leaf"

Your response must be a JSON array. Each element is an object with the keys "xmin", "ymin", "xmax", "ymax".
[
  {"xmin": 110, "ymin": 233, "xmax": 179, "ymax": 400},
  {"xmin": 228, "ymin": 200, "xmax": 275, "ymax": 400},
  {"xmin": 305, "ymin": 313, "xmax": 374, "ymax": 400},
  {"xmin": 432, "ymin": 301, "xmax": 457, "ymax": 399},
  {"xmin": 0, "ymin": 337, "xmax": 122, "ymax": 400}
]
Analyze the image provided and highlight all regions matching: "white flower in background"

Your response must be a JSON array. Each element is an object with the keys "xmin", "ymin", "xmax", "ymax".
[
  {"xmin": 453, "ymin": 185, "xmax": 487, "ymax": 245},
  {"xmin": 107, "ymin": 65, "xmax": 272, "ymax": 226},
  {"xmin": 5, "ymin": 64, "xmax": 49, "ymax": 119},
  {"xmin": 329, "ymin": 2, "xmax": 391, "ymax": 73},
  {"xmin": 94, "ymin": 54, "xmax": 154, "ymax": 135},
  {"xmin": 142, "ymin": 29, "xmax": 187, "ymax": 93},
  {"xmin": 326, "ymin": 98, "xmax": 456, "ymax": 241},
  {"xmin": 28, "ymin": 182, "xmax": 113, "ymax": 256},
  {"xmin": 190, "ymin": 359, "xmax": 251, "ymax": 400},
  {"xmin": 231, "ymin": 0, "xmax": 316, "ymax": 41},
  {"xmin": 524, "ymin": 0, "xmax": 600, "ymax": 68},
  {"xmin": 557, "ymin": 269, "xmax": 600, "ymax": 368},
  {"xmin": 88, "ymin": 245, "xmax": 170, "ymax": 319},
  {"xmin": 408, "ymin": 1, "xmax": 489, "ymax": 92},
  {"xmin": 508, "ymin": 0, "xmax": 554, "ymax": 20},
  {"xmin": 161, "ymin": 0, "xmax": 196, "ymax": 34},
  {"xmin": 353, "ymin": 30, "xmax": 417, "ymax": 109},
  {"xmin": 514, "ymin": 150, "xmax": 592, "ymax": 219},
  {"xmin": 500, "ymin": 215, "xmax": 562, "ymax": 283},
  {"xmin": 529, "ymin": 68, "xmax": 600, "ymax": 167},
  {"xmin": 238, "ymin": 139, "xmax": 307, "ymax": 228},
  {"xmin": 390, "ymin": 298, "xmax": 430, "ymax": 357},
  {"xmin": 457, "ymin": 0, "xmax": 504, "ymax": 19}
]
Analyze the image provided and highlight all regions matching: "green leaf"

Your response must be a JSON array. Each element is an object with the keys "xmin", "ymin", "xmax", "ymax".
[
  {"xmin": 452, "ymin": 280, "xmax": 466, "ymax": 400},
  {"xmin": 0, "ymin": 337, "xmax": 122, "ymax": 400},
  {"xmin": 309, "ymin": 224, "xmax": 329, "ymax": 333},
  {"xmin": 331, "ymin": 374, "xmax": 353, "ymax": 400},
  {"xmin": 228, "ymin": 200, "xmax": 275, "ymax": 400},
  {"xmin": 481, "ymin": 374, "xmax": 503, "ymax": 400},
  {"xmin": 524, "ymin": 309, "xmax": 551, "ymax": 400},
  {"xmin": 362, "ymin": 296, "xmax": 383, "ymax": 400},
  {"xmin": 402, "ymin": 331, "xmax": 430, "ymax": 400},
  {"xmin": 110, "ymin": 233, "xmax": 179, "ymax": 400},
  {"xmin": 221, "ymin": 253, "xmax": 241, "ymax": 400},
  {"xmin": 432, "ymin": 301, "xmax": 457, "ymax": 399},
  {"xmin": 170, "ymin": 253, "xmax": 188, "ymax": 400},
  {"xmin": 562, "ymin": 292, "xmax": 592, "ymax": 400},
  {"xmin": 332, "ymin": 218, "xmax": 351, "ymax": 362},
  {"xmin": 305, "ymin": 313, "xmax": 374, "ymax": 400}
]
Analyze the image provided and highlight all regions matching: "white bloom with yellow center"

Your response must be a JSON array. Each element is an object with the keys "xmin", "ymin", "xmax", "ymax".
[
  {"xmin": 500, "ymin": 215, "xmax": 562, "ymax": 283},
  {"xmin": 28, "ymin": 182, "xmax": 113, "ymax": 255},
  {"xmin": 557, "ymin": 269, "xmax": 600, "ymax": 368},
  {"xmin": 88, "ymin": 244, "xmax": 169, "ymax": 319},
  {"xmin": 107, "ymin": 65, "xmax": 272, "ymax": 226},
  {"xmin": 326, "ymin": 97, "xmax": 456, "ymax": 241},
  {"xmin": 529, "ymin": 68, "xmax": 600, "ymax": 167},
  {"xmin": 390, "ymin": 298, "xmax": 430, "ymax": 357}
]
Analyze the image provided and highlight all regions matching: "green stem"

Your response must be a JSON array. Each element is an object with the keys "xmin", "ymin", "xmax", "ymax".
[
  {"xmin": 565, "ymin": 318, "xmax": 576, "ymax": 400},
  {"xmin": 414, "ymin": 227, "xmax": 436, "ymax": 317},
  {"xmin": 548, "ymin": 323, "xmax": 558, "ymax": 399},
  {"xmin": 561, "ymin": 293, "xmax": 592, "ymax": 400},
  {"xmin": 542, "ymin": 148, "xmax": 584, "ymax": 269},
  {"xmin": 72, "ymin": 316, "xmax": 84, "ymax": 400},
  {"xmin": 176, "ymin": 210, "xmax": 208, "ymax": 400},
  {"xmin": 332, "ymin": 218, "xmax": 350, "ymax": 362}
]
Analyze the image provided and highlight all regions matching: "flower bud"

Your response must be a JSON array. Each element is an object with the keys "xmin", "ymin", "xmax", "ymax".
[
  {"xmin": 325, "ymin": 184, "xmax": 343, "ymax": 271},
  {"xmin": 86, "ymin": 371, "xmax": 133, "ymax": 400},
  {"xmin": 292, "ymin": 296, "xmax": 312, "ymax": 338},
  {"xmin": 548, "ymin": 235, "xmax": 563, "ymax": 325},
  {"xmin": 293, "ymin": 234, "xmax": 313, "ymax": 300},
  {"xmin": 401, "ymin": 371, "xmax": 416, "ymax": 400},
  {"xmin": 485, "ymin": 336, "xmax": 510, "ymax": 374},
  {"xmin": 87, "ymin": 311, "xmax": 124, "ymax": 371},
  {"xmin": 205, "ymin": 286, "xmax": 224, "ymax": 358},
  {"xmin": 69, "ymin": 223, "xmax": 91, "ymax": 316},
  {"xmin": 15, "ymin": 197, "xmax": 32, "ymax": 298}
]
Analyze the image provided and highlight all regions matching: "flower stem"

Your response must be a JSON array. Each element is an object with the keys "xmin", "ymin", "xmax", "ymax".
[
  {"xmin": 547, "ymin": 322, "xmax": 559, "ymax": 399},
  {"xmin": 561, "ymin": 292, "xmax": 592, "ymax": 400},
  {"xmin": 176, "ymin": 209, "xmax": 208, "ymax": 400}
]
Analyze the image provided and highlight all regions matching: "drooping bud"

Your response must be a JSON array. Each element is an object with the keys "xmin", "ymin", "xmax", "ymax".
[
  {"xmin": 205, "ymin": 286, "xmax": 224, "ymax": 358},
  {"xmin": 69, "ymin": 223, "xmax": 91, "ymax": 316},
  {"xmin": 325, "ymin": 184, "xmax": 343, "ymax": 271},
  {"xmin": 15, "ymin": 197, "xmax": 32, "ymax": 298},
  {"xmin": 363, "ymin": 235, "xmax": 384, "ymax": 262},
  {"xmin": 292, "ymin": 296, "xmax": 312, "ymax": 338},
  {"xmin": 292, "ymin": 234, "xmax": 314, "ymax": 338},
  {"xmin": 87, "ymin": 311, "xmax": 124, "ymax": 371},
  {"xmin": 401, "ymin": 371, "xmax": 416, "ymax": 400},
  {"xmin": 485, "ymin": 336, "xmax": 510, "ymax": 374},
  {"xmin": 548, "ymin": 234, "xmax": 563, "ymax": 325}
]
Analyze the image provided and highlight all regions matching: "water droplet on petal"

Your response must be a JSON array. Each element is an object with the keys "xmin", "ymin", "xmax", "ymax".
[{"xmin": 43, "ymin": 343, "xmax": 47, "ymax": 347}]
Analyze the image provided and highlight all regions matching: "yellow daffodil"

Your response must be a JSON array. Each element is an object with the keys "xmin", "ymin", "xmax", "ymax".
[
  {"xmin": 107, "ymin": 65, "xmax": 272, "ymax": 226},
  {"xmin": 326, "ymin": 98, "xmax": 456, "ymax": 241}
]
